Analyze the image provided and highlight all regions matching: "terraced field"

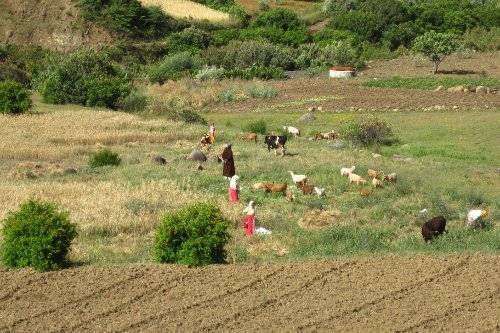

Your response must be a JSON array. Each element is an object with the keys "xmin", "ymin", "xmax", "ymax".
[{"xmin": 1, "ymin": 254, "xmax": 499, "ymax": 332}]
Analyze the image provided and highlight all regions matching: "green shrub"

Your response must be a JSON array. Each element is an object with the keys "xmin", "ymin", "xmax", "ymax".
[
  {"xmin": 203, "ymin": 40, "xmax": 294, "ymax": 70},
  {"xmin": 0, "ymin": 200, "xmax": 77, "ymax": 271},
  {"xmin": 79, "ymin": 0, "xmax": 180, "ymax": 38},
  {"xmin": 117, "ymin": 89, "xmax": 148, "ymax": 112},
  {"xmin": 148, "ymin": 52, "xmax": 201, "ymax": 84},
  {"xmin": 246, "ymin": 83, "xmax": 278, "ymax": 98},
  {"xmin": 224, "ymin": 66, "xmax": 285, "ymax": 80},
  {"xmin": 38, "ymin": 51, "xmax": 131, "ymax": 109},
  {"xmin": 251, "ymin": 8, "xmax": 304, "ymax": 31},
  {"xmin": 462, "ymin": 27, "xmax": 500, "ymax": 51},
  {"xmin": 195, "ymin": 66, "xmax": 226, "ymax": 81},
  {"xmin": 239, "ymin": 27, "xmax": 311, "ymax": 47},
  {"xmin": 322, "ymin": 0, "xmax": 356, "ymax": 15},
  {"xmin": 313, "ymin": 28, "xmax": 359, "ymax": 46},
  {"xmin": 0, "ymin": 80, "xmax": 32, "ymax": 114},
  {"xmin": 153, "ymin": 202, "xmax": 230, "ymax": 266},
  {"xmin": 244, "ymin": 119, "xmax": 267, "ymax": 134},
  {"xmin": 341, "ymin": 116, "xmax": 396, "ymax": 146},
  {"xmin": 329, "ymin": 11, "xmax": 382, "ymax": 42},
  {"xmin": 89, "ymin": 149, "xmax": 121, "ymax": 168},
  {"xmin": 382, "ymin": 21, "xmax": 424, "ymax": 50},
  {"xmin": 168, "ymin": 27, "xmax": 213, "ymax": 53},
  {"xmin": 295, "ymin": 42, "xmax": 360, "ymax": 69}
]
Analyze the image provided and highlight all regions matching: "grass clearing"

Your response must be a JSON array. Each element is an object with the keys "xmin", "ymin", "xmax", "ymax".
[{"xmin": 364, "ymin": 76, "xmax": 500, "ymax": 90}]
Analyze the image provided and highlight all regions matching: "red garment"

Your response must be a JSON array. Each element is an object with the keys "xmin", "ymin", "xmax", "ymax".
[
  {"xmin": 229, "ymin": 187, "xmax": 239, "ymax": 203},
  {"xmin": 243, "ymin": 215, "xmax": 255, "ymax": 237}
]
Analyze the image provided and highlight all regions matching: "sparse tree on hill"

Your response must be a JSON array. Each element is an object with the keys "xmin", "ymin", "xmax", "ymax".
[{"xmin": 412, "ymin": 31, "xmax": 460, "ymax": 74}]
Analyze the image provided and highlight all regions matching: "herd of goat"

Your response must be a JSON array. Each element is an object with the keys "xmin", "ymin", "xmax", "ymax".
[{"xmin": 199, "ymin": 123, "xmax": 489, "ymax": 243}]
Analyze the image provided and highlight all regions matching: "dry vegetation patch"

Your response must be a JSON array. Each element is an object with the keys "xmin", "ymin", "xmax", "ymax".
[{"xmin": 139, "ymin": 0, "xmax": 233, "ymax": 25}]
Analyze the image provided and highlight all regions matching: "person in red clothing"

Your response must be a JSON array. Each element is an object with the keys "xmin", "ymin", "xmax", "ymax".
[
  {"xmin": 242, "ymin": 201, "xmax": 256, "ymax": 237},
  {"xmin": 229, "ymin": 175, "xmax": 239, "ymax": 203}
]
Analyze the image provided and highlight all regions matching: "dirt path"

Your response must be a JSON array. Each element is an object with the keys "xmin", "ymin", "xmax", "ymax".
[{"xmin": 0, "ymin": 254, "xmax": 499, "ymax": 332}]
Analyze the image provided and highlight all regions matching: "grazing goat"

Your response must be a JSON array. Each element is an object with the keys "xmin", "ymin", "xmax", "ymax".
[
  {"xmin": 283, "ymin": 126, "xmax": 300, "ymax": 137},
  {"xmin": 372, "ymin": 178, "xmax": 383, "ymax": 188},
  {"xmin": 314, "ymin": 131, "xmax": 336, "ymax": 141},
  {"xmin": 300, "ymin": 183, "xmax": 315, "ymax": 195},
  {"xmin": 421, "ymin": 216, "xmax": 447, "ymax": 242},
  {"xmin": 253, "ymin": 182, "xmax": 273, "ymax": 191},
  {"xmin": 384, "ymin": 173, "xmax": 397, "ymax": 182},
  {"xmin": 199, "ymin": 134, "xmax": 211, "ymax": 147},
  {"xmin": 349, "ymin": 173, "xmax": 366, "ymax": 185},
  {"xmin": 367, "ymin": 169, "xmax": 383, "ymax": 179},
  {"xmin": 289, "ymin": 171, "xmax": 307, "ymax": 186},
  {"xmin": 265, "ymin": 183, "xmax": 288, "ymax": 195},
  {"xmin": 286, "ymin": 191, "xmax": 295, "ymax": 202},
  {"xmin": 241, "ymin": 132, "xmax": 257, "ymax": 143},
  {"xmin": 314, "ymin": 187, "xmax": 325, "ymax": 196},
  {"xmin": 341, "ymin": 166, "xmax": 356, "ymax": 177},
  {"xmin": 264, "ymin": 135, "xmax": 287, "ymax": 156}
]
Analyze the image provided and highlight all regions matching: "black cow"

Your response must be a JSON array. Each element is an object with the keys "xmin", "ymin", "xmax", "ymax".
[
  {"xmin": 421, "ymin": 216, "xmax": 447, "ymax": 242},
  {"xmin": 264, "ymin": 135, "xmax": 287, "ymax": 156}
]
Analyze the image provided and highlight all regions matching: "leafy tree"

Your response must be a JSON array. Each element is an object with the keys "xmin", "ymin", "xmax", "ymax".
[
  {"xmin": 251, "ymin": 8, "xmax": 304, "ymax": 31},
  {"xmin": 412, "ymin": 31, "xmax": 460, "ymax": 74}
]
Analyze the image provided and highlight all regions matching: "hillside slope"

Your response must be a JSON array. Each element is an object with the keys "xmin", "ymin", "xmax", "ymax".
[{"xmin": 0, "ymin": 0, "xmax": 113, "ymax": 51}]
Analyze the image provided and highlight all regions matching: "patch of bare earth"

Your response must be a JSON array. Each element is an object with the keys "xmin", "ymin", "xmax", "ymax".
[
  {"xmin": 0, "ymin": 0, "xmax": 113, "ymax": 51},
  {"xmin": 0, "ymin": 254, "xmax": 498, "ymax": 332}
]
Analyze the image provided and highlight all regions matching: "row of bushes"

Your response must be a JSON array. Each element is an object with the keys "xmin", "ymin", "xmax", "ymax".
[
  {"xmin": 323, "ymin": 0, "xmax": 500, "ymax": 51},
  {"xmin": 0, "ymin": 199, "xmax": 229, "ymax": 271}
]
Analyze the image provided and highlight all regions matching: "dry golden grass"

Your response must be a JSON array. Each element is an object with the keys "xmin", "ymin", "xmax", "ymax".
[
  {"xmin": 0, "ymin": 107, "xmax": 197, "ymax": 160},
  {"xmin": 140, "ymin": 0, "xmax": 233, "ymax": 24}
]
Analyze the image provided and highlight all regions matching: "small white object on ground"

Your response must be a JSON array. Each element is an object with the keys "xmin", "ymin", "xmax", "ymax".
[{"xmin": 255, "ymin": 227, "xmax": 272, "ymax": 235}]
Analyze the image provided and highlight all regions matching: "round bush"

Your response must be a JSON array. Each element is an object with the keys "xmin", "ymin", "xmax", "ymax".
[
  {"xmin": 341, "ymin": 116, "xmax": 397, "ymax": 146},
  {"xmin": 89, "ymin": 149, "xmax": 121, "ymax": 168},
  {"xmin": 154, "ymin": 203, "xmax": 230, "ymax": 266},
  {"xmin": 0, "ymin": 200, "xmax": 77, "ymax": 271},
  {"xmin": 0, "ymin": 80, "xmax": 32, "ymax": 114}
]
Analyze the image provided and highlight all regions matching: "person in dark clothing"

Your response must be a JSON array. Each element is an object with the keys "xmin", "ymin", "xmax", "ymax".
[{"xmin": 221, "ymin": 144, "xmax": 235, "ymax": 179}]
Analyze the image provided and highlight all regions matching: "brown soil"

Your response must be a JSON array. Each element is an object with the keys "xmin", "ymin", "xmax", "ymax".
[
  {"xmin": 1, "ymin": 254, "xmax": 499, "ymax": 332},
  {"xmin": 0, "ymin": 0, "xmax": 113, "ymax": 51},
  {"xmin": 211, "ymin": 52, "xmax": 500, "ymax": 113}
]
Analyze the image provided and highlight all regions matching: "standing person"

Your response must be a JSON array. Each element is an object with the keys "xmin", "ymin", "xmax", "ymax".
[
  {"xmin": 229, "ymin": 175, "xmax": 239, "ymax": 203},
  {"xmin": 242, "ymin": 201, "xmax": 256, "ymax": 237},
  {"xmin": 221, "ymin": 144, "xmax": 235, "ymax": 180},
  {"xmin": 209, "ymin": 123, "xmax": 216, "ymax": 144}
]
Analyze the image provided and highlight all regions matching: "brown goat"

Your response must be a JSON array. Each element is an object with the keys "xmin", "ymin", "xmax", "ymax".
[
  {"xmin": 265, "ymin": 182, "xmax": 288, "ymax": 195},
  {"xmin": 241, "ymin": 132, "xmax": 257, "ymax": 143}
]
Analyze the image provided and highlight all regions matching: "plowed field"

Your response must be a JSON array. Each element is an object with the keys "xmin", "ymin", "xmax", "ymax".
[{"xmin": 1, "ymin": 254, "xmax": 499, "ymax": 332}]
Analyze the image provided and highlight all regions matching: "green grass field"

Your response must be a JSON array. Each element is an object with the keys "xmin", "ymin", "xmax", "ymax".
[
  {"xmin": 363, "ymin": 76, "xmax": 500, "ymax": 90},
  {"xmin": 1, "ymin": 99, "xmax": 499, "ymax": 265}
]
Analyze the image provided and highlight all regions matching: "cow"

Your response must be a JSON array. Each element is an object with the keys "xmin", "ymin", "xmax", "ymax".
[
  {"xmin": 264, "ymin": 135, "xmax": 287, "ymax": 156},
  {"xmin": 421, "ymin": 216, "xmax": 447, "ymax": 242}
]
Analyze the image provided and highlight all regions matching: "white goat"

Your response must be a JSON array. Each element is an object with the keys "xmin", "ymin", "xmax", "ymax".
[
  {"xmin": 288, "ymin": 171, "xmax": 307, "ymax": 184},
  {"xmin": 340, "ymin": 166, "xmax": 356, "ymax": 177},
  {"xmin": 314, "ymin": 187, "xmax": 325, "ymax": 196},
  {"xmin": 349, "ymin": 173, "xmax": 366, "ymax": 185},
  {"xmin": 283, "ymin": 126, "xmax": 300, "ymax": 137}
]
